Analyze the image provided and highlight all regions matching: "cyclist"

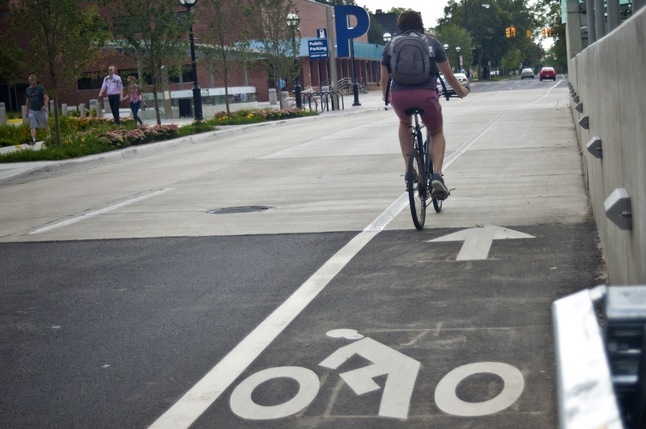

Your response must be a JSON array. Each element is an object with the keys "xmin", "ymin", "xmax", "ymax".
[{"xmin": 380, "ymin": 10, "xmax": 469, "ymax": 199}]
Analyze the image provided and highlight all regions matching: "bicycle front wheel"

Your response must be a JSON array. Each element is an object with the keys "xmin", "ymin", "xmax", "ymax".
[{"xmin": 407, "ymin": 149, "xmax": 427, "ymax": 230}]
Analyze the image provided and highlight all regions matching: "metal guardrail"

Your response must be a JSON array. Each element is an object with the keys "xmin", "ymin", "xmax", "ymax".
[{"xmin": 553, "ymin": 285, "xmax": 646, "ymax": 429}]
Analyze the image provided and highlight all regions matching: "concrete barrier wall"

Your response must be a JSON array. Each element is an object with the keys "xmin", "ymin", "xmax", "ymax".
[{"xmin": 568, "ymin": 7, "xmax": 646, "ymax": 284}]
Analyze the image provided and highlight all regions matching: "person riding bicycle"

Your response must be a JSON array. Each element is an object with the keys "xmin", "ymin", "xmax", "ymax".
[{"xmin": 380, "ymin": 10, "xmax": 469, "ymax": 199}]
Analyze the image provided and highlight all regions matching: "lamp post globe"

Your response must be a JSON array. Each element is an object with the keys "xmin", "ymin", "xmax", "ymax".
[
  {"xmin": 179, "ymin": 0, "xmax": 203, "ymax": 122},
  {"xmin": 286, "ymin": 12, "xmax": 299, "ymax": 27},
  {"xmin": 286, "ymin": 13, "xmax": 302, "ymax": 108}
]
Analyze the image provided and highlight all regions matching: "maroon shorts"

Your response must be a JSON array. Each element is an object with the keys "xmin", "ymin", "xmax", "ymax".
[{"xmin": 391, "ymin": 88, "xmax": 443, "ymax": 133}]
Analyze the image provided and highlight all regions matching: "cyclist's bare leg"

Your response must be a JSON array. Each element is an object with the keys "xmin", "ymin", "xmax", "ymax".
[
  {"xmin": 429, "ymin": 127, "xmax": 446, "ymax": 175},
  {"xmin": 398, "ymin": 121, "xmax": 413, "ymax": 168}
]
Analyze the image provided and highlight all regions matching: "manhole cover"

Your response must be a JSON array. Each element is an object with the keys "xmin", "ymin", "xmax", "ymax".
[{"xmin": 207, "ymin": 206, "xmax": 275, "ymax": 214}]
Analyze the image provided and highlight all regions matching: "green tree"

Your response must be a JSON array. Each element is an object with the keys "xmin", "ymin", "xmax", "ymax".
[
  {"xmin": 200, "ymin": 0, "xmax": 255, "ymax": 115},
  {"xmin": 500, "ymin": 47, "xmax": 523, "ymax": 74},
  {"xmin": 366, "ymin": 13, "xmax": 385, "ymax": 45},
  {"xmin": 6, "ymin": 0, "xmax": 106, "ymax": 147},
  {"xmin": 436, "ymin": 0, "xmax": 541, "ymax": 78},
  {"xmin": 110, "ymin": 0, "xmax": 190, "ymax": 125},
  {"xmin": 435, "ymin": 24, "xmax": 474, "ymax": 73},
  {"xmin": 537, "ymin": 0, "xmax": 567, "ymax": 72},
  {"xmin": 251, "ymin": 0, "xmax": 300, "ymax": 108}
]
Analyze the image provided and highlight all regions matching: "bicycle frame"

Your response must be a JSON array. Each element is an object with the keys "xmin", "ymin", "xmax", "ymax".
[{"xmin": 411, "ymin": 112, "xmax": 430, "ymax": 180}]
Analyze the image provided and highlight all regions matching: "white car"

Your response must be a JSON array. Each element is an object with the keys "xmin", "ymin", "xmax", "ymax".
[
  {"xmin": 437, "ymin": 73, "xmax": 470, "ymax": 96},
  {"xmin": 521, "ymin": 68, "xmax": 535, "ymax": 79}
]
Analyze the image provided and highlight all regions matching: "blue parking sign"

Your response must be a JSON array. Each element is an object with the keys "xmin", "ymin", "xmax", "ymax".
[{"xmin": 308, "ymin": 39, "xmax": 328, "ymax": 59}]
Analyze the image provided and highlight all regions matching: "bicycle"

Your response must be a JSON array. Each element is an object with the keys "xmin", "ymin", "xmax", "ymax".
[
  {"xmin": 405, "ymin": 107, "xmax": 444, "ymax": 230},
  {"xmin": 385, "ymin": 77, "xmax": 448, "ymax": 230}
]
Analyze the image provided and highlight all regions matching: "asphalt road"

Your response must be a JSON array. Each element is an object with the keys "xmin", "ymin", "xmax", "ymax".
[{"xmin": 0, "ymin": 80, "xmax": 605, "ymax": 428}]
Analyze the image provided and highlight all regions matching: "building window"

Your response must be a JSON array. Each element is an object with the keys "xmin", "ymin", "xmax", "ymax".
[{"xmin": 77, "ymin": 74, "xmax": 104, "ymax": 90}]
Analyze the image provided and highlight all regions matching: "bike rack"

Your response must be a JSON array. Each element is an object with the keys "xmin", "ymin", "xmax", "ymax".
[{"xmin": 320, "ymin": 91, "xmax": 344, "ymax": 112}]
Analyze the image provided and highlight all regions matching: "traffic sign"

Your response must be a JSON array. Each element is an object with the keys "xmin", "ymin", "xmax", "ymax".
[{"xmin": 308, "ymin": 39, "xmax": 328, "ymax": 59}]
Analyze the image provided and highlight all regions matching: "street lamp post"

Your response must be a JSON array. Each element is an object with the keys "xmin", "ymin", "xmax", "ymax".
[
  {"xmin": 350, "ymin": 39, "xmax": 360, "ymax": 106},
  {"xmin": 456, "ymin": 46, "xmax": 461, "ymax": 72},
  {"xmin": 179, "ymin": 0, "xmax": 203, "ymax": 122},
  {"xmin": 286, "ymin": 13, "xmax": 302, "ymax": 109}
]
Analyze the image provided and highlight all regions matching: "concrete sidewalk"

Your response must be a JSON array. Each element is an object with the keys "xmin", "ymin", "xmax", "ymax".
[{"xmin": 0, "ymin": 91, "xmax": 386, "ymax": 183}]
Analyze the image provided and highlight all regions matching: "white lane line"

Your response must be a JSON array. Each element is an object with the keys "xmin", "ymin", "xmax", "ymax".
[
  {"xmin": 30, "ymin": 188, "xmax": 173, "ymax": 234},
  {"xmin": 444, "ymin": 113, "xmax": 507, "ymax": 169},
  {"xmin": 149, "ymin": 112, "xmax": 501, "ymax": 429}
]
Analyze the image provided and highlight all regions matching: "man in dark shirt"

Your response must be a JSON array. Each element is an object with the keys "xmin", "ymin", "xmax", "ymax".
[{"xmin": 25, "ymin": 74, "xmax": 50, "ymax": 145}]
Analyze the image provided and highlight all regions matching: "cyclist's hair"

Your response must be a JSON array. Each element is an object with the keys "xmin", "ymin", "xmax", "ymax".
[{"xmin": 397, "ymin": 10, "xmax": 424, "ymax": 33}]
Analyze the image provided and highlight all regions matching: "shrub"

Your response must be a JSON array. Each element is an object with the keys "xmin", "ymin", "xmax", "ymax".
[{"xmin": 0, "ymin": 107, "xmax": 316, "ymax": 162}]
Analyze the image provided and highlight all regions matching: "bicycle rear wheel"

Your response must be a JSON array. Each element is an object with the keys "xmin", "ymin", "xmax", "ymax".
[
  {"xmin": 407, "ymin": 149, "xmax": 427, "ymax": 230},
  {"xmin": 432, "ymin": 195, "xmax": 443, "ymax": 213}
]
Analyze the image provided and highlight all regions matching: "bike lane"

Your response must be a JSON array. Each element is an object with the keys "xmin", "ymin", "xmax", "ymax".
[{"xmin": 186, "ymin": 219, "xmax": 603, "ymax": 428}]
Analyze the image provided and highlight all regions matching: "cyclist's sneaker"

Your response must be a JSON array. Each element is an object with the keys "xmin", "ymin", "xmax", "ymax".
[
  {"xmin": 404, "ymin": 171, "xmax": 419, "ymax": 192},
  {"xmin": 431, "ymin": 173, "xmax": 450, "ymax": 200}
]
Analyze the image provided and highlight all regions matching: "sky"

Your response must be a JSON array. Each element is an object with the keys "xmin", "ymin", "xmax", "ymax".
[{"xmin": 358, "ymin": 0, "xmax": 447, "ymax": 28}]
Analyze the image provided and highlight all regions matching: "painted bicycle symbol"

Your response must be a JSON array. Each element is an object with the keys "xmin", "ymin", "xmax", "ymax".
[{"xmin": 229, "ymin": 329, "xmax": 525, "ymax": 421}]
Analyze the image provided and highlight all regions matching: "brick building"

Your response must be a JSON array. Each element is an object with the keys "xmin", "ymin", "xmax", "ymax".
[{"xmin": 0, "ymin": 0, "xmax": 385, "ymax": 114}]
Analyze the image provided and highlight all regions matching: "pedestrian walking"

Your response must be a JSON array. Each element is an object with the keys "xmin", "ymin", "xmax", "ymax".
[
  {"xmin": 98, "ymin": 65, "xmax": 124, "ymax": 125},
  {"xmin": 122, "ymin": 76, "xmax": 144, "ymax": 125},
  {"xmin": 25, "ymin": 74, "xmax": 50, "ymax": 145}
]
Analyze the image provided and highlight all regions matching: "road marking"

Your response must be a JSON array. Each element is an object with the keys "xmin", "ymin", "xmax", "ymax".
[
  {"xmin": 435, "ymin": 362, "xmax": 525, "ymax": 416},
  {"xmin": 30, "ymin": 188, "xmax": 173, "ymax": 234},
  {"xmin": 149, "ymin": 109, "xmax": 502, "ymax": 428},
  {"xmin": 429, "ymin": 224, "xmax": 535, "ymax": 260},
  {"xmin": 230, "ymin": 367, "xmax": 320, "ymax": 420},
  {"xmin": 149, "ymin": 230, "xmax": 382, "ymax": 429},
  {"xmin": 320, "ymin": 331, "xmax": 420, "ymax": 419}
]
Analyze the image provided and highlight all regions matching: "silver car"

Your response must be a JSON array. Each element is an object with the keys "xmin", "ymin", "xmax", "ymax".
[{"xmin": 521, "ymin": 68, "xmax": 535, "ymax": 79}]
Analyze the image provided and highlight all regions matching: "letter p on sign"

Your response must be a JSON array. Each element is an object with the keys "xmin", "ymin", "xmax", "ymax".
[{"xmin": 334, "ymin": 5, "xmax": 370, "ymax": 58}]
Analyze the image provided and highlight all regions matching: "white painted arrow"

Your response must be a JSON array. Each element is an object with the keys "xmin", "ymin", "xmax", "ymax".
[{"xmin": 429, "ymin": 224, "xmax": 535, "ymax": 261}]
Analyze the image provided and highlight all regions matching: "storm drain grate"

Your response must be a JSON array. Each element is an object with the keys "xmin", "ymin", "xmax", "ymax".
[{"xmin": 207, "ymin": 206, "xmax": 276, "ymax": 214}]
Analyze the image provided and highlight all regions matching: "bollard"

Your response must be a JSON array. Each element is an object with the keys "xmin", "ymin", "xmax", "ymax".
[
  {"xmin": 280, "ymin": 90, "xmax": 289, "ymax": 105},
  {"xmin": 0, "ymin": 103, "xmax": 6, "ymax": 125},
  {"xmin": 268, "ymin": 88, "xmax": 277, "ymax": 106},
  {"xmin": 79, "ymin": 103, "xmax": 86, "ymax": 117},
  {"xmin": 22, "ymin": 105, "xmax": 28, "ymax": 125},
  {"xmin": 61, "ymin": 103, "xmax": 68, "ymax": 116},
  {"xmin": 89, "ymin": 99, "xmax": 100, "ymax": 117}
]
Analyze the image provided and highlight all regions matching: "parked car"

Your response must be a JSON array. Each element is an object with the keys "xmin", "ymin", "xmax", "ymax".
[
  {"xmin": 521, "ymin": 68, "xmax": 535, "ymax": 79},
  {"xmin": 437, "ymin": 73, "xmax": 470, "ymax": 96},
  {"xmin": 539, "ymin": 67, "xmax": 557, "ymax": 81}
]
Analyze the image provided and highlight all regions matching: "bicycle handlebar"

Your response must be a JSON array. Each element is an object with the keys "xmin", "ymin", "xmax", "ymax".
[{"xmin": 384, "ymin": 76, "xmax": 454, "ymax": 108}]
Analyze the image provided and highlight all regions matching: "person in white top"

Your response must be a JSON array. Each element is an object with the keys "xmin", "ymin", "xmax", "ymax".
[{"xmin": 98, "ymin": 65, "xmax": 124, "ymax": 125}]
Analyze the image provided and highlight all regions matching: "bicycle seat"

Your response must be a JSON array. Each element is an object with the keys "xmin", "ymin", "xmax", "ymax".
[{"xmin": 404, "ymin": 107, "xmax": 425, "ymax": 116}]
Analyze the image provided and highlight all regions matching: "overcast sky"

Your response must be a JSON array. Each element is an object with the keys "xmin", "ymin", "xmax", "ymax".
[{"xmin": 359, "ymin": 0, "xmax": 447, "ymax": 28}]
